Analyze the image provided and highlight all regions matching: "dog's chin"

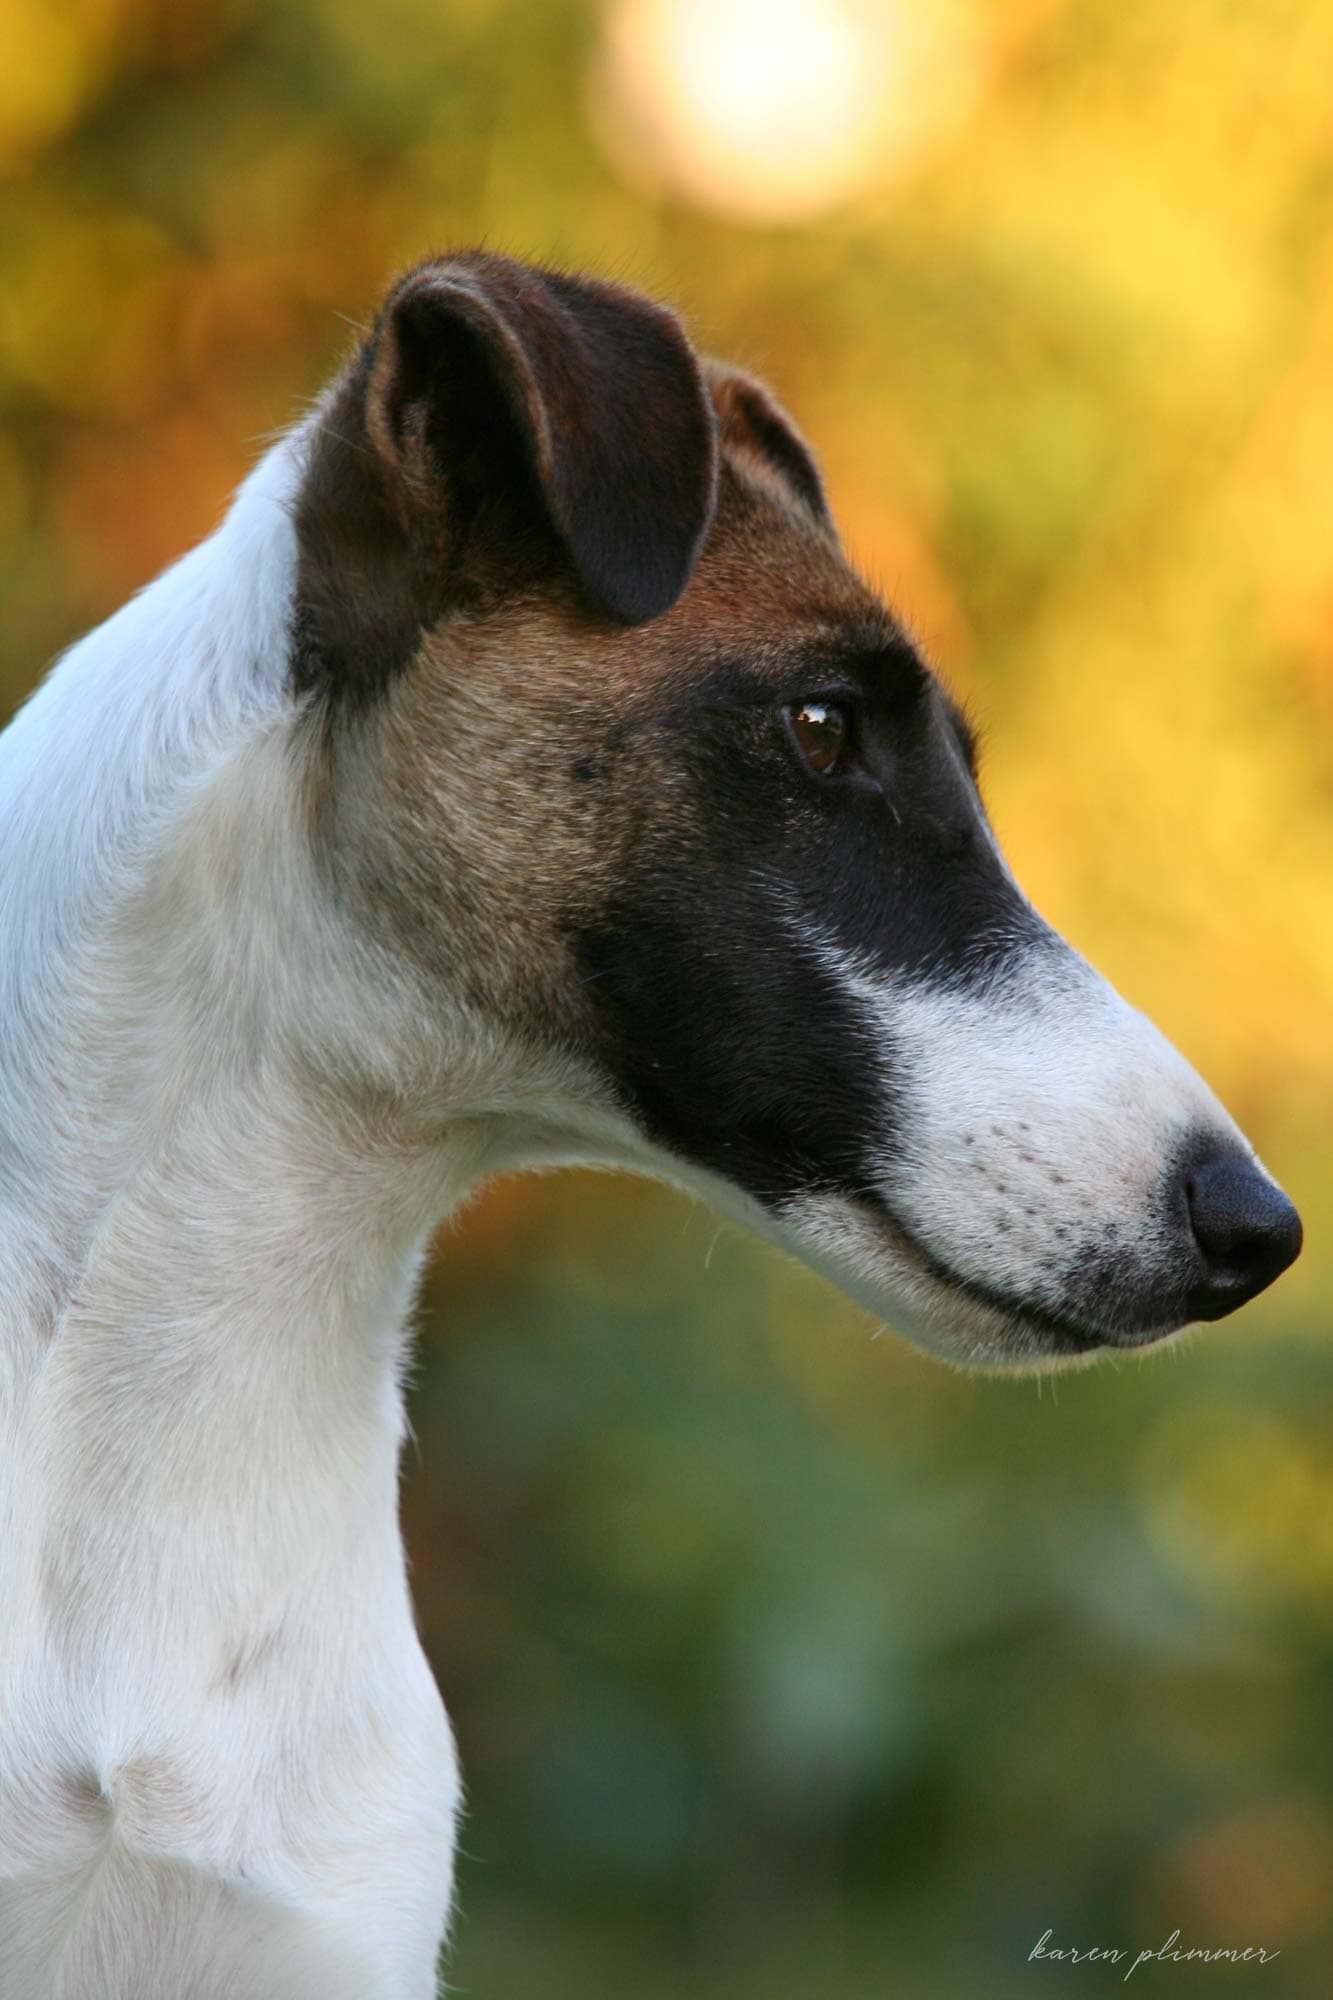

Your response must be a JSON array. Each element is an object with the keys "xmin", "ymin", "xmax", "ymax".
[{"xmin": 774, "ymin": 1190, "xmax": 1192, "ymax": 1376}]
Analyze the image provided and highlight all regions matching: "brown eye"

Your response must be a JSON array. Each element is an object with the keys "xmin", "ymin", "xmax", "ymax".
[{"xmin": 788, "ymin": 700, "xmax": 848, "ymax": 776}]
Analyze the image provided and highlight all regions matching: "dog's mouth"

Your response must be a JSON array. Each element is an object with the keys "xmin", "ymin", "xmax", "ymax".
[
  {"xmin": 646, "ymin": 1121, "xmax": 1294, "ymax": 1373},
  {"xmin": 858, "ymin": 1195, "xmax": 1193, "ymax": 1355},
  {"xmin": 771, "ymin": 1187, "xmax": 1188, "ymax": 1372},
  {"xmin": 859, "ymin": 1195, "xmax": 1193, "ymax": 1356}
]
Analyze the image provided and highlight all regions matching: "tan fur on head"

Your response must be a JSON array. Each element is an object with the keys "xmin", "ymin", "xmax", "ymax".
[
  {"xmin": 296, "ymin": 256, "xmax": 886, "ymax": 1040},
  {"xmin": 311, "ymin": 411, "xmax": 889, "ymax": 1042}
]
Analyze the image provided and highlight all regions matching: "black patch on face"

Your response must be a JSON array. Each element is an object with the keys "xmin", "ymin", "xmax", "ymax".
[
  {"xmin": 571, "ymin": 638, "xmax": 1044, "ymax": 1208},
  {"xmin": 577, "ymin": 865, "xmax": 888, "ymax": 1206}
]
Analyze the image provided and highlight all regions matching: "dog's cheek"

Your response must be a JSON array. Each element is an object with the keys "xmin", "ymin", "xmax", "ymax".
[{"xmin": 569, "ymin": 857, "xmax": 903, "ymax": 1208}]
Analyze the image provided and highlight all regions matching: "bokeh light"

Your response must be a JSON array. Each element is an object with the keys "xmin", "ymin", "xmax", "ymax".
[{"xmin": 589, "ymin": 0, "xmax": 984, "ymax": 221}]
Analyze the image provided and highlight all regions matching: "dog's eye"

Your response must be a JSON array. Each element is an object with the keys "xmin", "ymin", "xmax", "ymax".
[{"xmin": 787, "ymin": 700, "xmax": 848, "ymax": 776}]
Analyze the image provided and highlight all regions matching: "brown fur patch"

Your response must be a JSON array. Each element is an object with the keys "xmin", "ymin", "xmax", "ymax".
[
  {"xmin": 292, "ymin": 259, "xmax": 905, "ymax": 1054},
  {"xmin": 319, "ymin": 442, "xmax": 894, "ymax": 1042}
]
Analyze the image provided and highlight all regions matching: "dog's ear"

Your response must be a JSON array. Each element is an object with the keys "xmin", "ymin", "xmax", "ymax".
[
  {"xmin": 362, "ymin": 252, "xmax": 719, "ymax": 625},
  {"xmin": 704, "ymin": 361, "xmax": 831, "ymax": 530}
]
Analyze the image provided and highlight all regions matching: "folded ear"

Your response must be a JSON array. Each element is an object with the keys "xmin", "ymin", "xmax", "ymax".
[
  {"xmin": 703, "ymin": 360, "xmax": 831, "ymax": 530},
  {"xmin": 362, "ymin": 252, "xmax": 719, "ymax": 626}
]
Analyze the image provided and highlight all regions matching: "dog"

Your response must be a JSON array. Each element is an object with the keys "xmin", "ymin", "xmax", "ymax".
[{"xmin": 0, "ymin": 250, "xmax": 1301, "ymax": 1997}]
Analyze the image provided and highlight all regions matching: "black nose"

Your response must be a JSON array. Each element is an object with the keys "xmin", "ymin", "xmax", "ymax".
[{"xmin": 1184, "ymin": 1150, "xmax": 1303, "ymax": 1320}]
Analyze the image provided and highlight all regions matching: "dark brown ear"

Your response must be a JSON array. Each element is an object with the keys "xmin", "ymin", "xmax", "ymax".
[
  {"xmin": 361, "ymin": 251, "xmax": 719, "ymax": 626},
  {"xmin": 704, "ymin": 361, "xmax": 831, "ymax": 529}
]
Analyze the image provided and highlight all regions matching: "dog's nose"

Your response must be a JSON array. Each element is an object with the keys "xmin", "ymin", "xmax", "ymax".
[{"xmin": 1184, "ymin": 1150, "xmax": 1302, "ymax": 1320}]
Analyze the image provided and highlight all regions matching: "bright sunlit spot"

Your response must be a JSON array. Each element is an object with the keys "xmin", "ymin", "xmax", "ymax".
[{"xmin": 589, "ymin": 0, "xmax": 985, "ymax": 222}]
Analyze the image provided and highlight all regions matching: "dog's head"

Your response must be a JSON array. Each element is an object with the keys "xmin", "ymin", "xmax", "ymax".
[{"xmin": 292, "ymin": 250, "xmax": 1300, "ymax": 1371}]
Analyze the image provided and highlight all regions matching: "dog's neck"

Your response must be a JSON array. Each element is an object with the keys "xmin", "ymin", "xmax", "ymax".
[
  {"xmin": 1, "ymin": 437, "xmax": 304, "ymax": 1319},
  {"xmin": 0, "ymin": 437, "xmax": 513, "ymax": 1658}
]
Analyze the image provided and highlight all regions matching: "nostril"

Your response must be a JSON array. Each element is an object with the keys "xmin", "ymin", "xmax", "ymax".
[{"xmin": 1185, "ymin": 1151, "xmax": 1303, "ymax": 1316}]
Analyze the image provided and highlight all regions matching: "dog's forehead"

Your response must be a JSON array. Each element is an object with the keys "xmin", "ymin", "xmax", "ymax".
[{"xmin": 404, "ymin": 448, "xmax": 914, "ymax": 716}]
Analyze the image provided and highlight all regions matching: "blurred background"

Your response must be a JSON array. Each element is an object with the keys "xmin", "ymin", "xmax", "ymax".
[{"xmin": 2, "ymin": 0, "xmax": 1331, "ymax": 1991}]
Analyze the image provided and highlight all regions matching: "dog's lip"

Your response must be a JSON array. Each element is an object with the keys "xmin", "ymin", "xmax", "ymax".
[{"xmin": 851, "ymin": 1193, "xmax": 1183, "ymax": 1356}]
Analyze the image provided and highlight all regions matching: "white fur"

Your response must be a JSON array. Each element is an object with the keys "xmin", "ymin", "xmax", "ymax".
[{"xmin": 0, "ymin": 438, "xmax": 473, "ymax": 1998}]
